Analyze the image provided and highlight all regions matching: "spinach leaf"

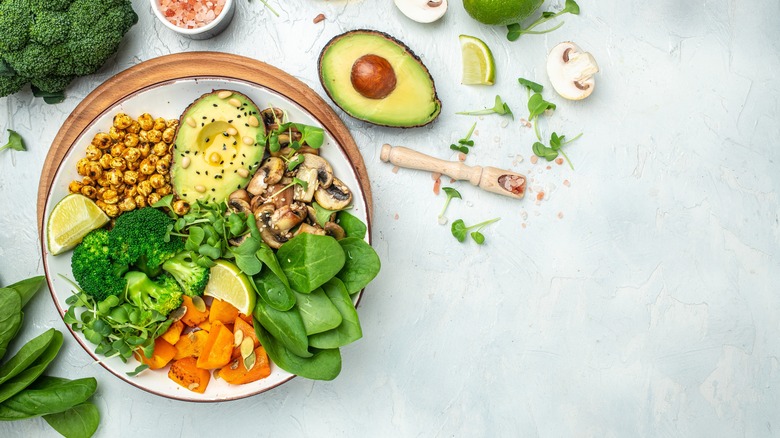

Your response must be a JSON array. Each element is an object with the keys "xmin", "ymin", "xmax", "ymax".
[
  {"xmin": 294, "ymin": 288, "xmax": 342, "ymax": 336},
  {"xmin": 337, "ymin": 211, "xmax": 367, "ymax": 240},
  {"xmin": 253, "ymin": 300, "xmax": 311, "ymax": 358},
  {"xmin": 336, "ymin": 237, "xmax": 381, "ymax": 295},
  {"xmin": 44, "ymin": 402, "xmax": 100, "ymax": 438},
  {"xmin": 256, "ymin": 244, "xmax": 289, "ymax": 288},
  {"xmin": 312, "ymin": 202, "xmax": 339, "ymax": 227},
  {"xmin": 253, "ymin": 268, "xmax": 296, "ymax": 312},
  {"xmin": 0, "ymin": 328, "xmax": 57, "ymax": 386},
  {"xmin": 0, "ymin": 330, "xmax": 63, "ymax": 404},
  {"xmin": 255, "ymin": 324, "xmax": 342, "ymax": 380},
  {"xmin": 230, "ymin": 236, "xmax": 263, "ymax": 276},
  {"xmin": 309, "ymin": 278, "xmax": 362, "ymax": 349},
  {"xmin": 0, "ymin": 288, "xmax": 23, "ymax": 361},
  {"xmin": 278, "ymin": 234, "xmax": 345, "ymax": 294},
  {"xmin": 6, "ymin": 276, "xmax": 45, "ymax": 308},
  {"xmin": 0, "ymin": 376, "xmax": 97, "ymax": 419}
]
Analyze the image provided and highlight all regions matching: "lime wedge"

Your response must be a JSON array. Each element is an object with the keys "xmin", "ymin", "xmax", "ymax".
[
  {"xmin": 459, "ymin": 35, "xmax": 495, "ymax": 85},
  {"xmin": 46, "ymin": 194, "xmax": 110, "ymax": 256},
  {"xmin": 203, "ymin": 260, "xmax": 256, "ymax": 315}
]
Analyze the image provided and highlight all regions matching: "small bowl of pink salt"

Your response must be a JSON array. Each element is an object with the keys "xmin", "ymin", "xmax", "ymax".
[{"xmin": 151, "ymin": 0, "xmax": 235, "ymax": 40}]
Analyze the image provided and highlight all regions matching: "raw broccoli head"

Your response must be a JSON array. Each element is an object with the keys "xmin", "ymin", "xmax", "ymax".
[
  {"xmin": 109, "ymin": 207, "xmax": 184, "ymax": 276},
  {"xmin": 125, "ymin": 271, "xmax": 183, "ymax": 318},
  {"xmin": 162, "ymin": 251, "xmax": 211, "ymax": 297},
  {"xmin": 71, "ymin": 228, "xmax": 128, "ymax": 301},
  {"xmin": 0, "ymin": 0, "xmax": 137, "ymax": 101}
]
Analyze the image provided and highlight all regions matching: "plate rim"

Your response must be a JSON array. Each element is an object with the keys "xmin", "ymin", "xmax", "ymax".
[{"xmin": 37, "ymin": 54, "xmax": 372, "ymax": 402}]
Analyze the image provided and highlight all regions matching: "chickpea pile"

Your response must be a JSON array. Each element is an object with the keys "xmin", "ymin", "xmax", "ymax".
[{"xmin": 68, "ymin": 113, "xmax": 183, "ymax": 218}]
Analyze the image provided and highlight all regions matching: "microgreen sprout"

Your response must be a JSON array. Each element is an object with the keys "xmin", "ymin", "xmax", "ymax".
[
  {"xmin": 457, "ymin": 95, "xmax": 513, "ymax": 119},
  {"xmin": 449, "ymin": 122, "xmax": 477, "ymax": 154},
  {"xmin": 533, "ymin": 132, "xmax": 582, "ymax": 169},
  {"xmin": 451, "ymin": 217, "xmax": 500, "ymax": 244},
  {"xmin": 0, "ymin": 129, "xmax": 26, "ymax": 153},
  {"xmin": 252, "ymin": 0, "xmax": 280, "ymax": 17},
  {"xmin": 268, "ymin": 177, "xmax": 308, "ymax": 200},
  {"xmin": 506, "ymin": 0, "xmax": 580, "ymax": 41},
  {"xmin": 286, "ymin": 153, "xmax": 306, "ymax": 171},
  {"xmin": 438, "ymin": 187, "xmax": 462, "ymax": 224}
]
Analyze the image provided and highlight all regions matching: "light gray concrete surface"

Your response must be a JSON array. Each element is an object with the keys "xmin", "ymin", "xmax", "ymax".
[{"xmin": 1, "ymin": 0, "xmax": 779, "ymax": 436}]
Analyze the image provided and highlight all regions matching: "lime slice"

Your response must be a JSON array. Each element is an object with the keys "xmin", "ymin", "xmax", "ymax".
[
  {"xmin": 460, "ymin": 35, "xmax": 495, "ymax": 85},
  {"xmin": 203, "ymin": 260, "xmax": 256, "ymax": 315},
  {"xmin": 46, "ymin": 194, "xmax": 110, "ymax": 256}
]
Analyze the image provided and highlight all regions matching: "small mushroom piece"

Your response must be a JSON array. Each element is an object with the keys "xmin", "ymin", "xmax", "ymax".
[
  {"xmin": 260, "ymin": 227, "xmax": 290, "ymax": 249},
  {"xmin": 247, "ymin": 157, "xmax": 285, "ymax": 195},
  {"xmin": 228, "ymin": 198, "xmax": 251, "ymax": 215},
  {"xmin": 394, "ymin": 0, "xmax": 447, "ymax": 24},
  {"xmin": 546, "ymin": 42, "xmax": 599, "ymax": 100},
  {"xmin": 229, "ymin": 189, "xmax": 251, "ymax": 204},
  {"xmin": 314, "ymin": 177, "xmax": 352, "ymax": 211},
  {"xmin": 294, "ymin": 223, "xmax": 327, "ymax": 237},
  {"xmin": 323, "ymin": 221, "xmax": 346, "ymax": 240},
  {"xmin": 294, "ymin": 154, "xmax": 334, "ymax": 203},
  {"xmin": 269, "ymin": 203, "xmax": 307, "ymax": 233}
]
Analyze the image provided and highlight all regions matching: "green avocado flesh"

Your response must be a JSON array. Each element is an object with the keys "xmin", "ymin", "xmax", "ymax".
[
  {"xmin": 171, "ymin": 90, "xmax": 266, "ymax": 204},
  {"xmin": 319, "ymin": 30, "xmax": 441, "ymax": 128}
]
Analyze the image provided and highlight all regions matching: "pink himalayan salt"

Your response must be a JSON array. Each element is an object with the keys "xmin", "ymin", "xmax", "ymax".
[{"xmin": 159, "ymin": 0, "xmax": 226, "ymax": 29}]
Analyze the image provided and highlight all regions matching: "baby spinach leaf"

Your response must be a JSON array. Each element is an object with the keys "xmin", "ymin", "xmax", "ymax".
[
  {"xmin": 256, "ymin": 245, "xmax": 289, "ymax": 288},
  {"xmin": 255, "ymin": 324, "xmax": 342, "ymax": 380},
  {"xmin": 336, "ymin": 238, "xmax": 381, "ymax": 295},
  {"xmin": 230, "ymin": 236, "xmax": 263, "ymax": 276},
  {"xmin": 337, "ymin": 211, "xmax": 367, "ymax": 240},
  {"xmin": 253, "ymin": 300, "xmax": 311, "ymax": 358},
  {"xmin": 0, "ymin": 330, "xmax": 63, "ymax": 404},
  {"xmin": 308, "ymin": 278, "xmax": 362, "ymax": 349},
  {"xmin": 0, "ymin": 376, "xmax": 97, "ymax": 419},
  {"xmin": 278, "ymin": 234, "xmax": 345, "ymax": 294},
  {"xmin": 294, "ymin": 288, "xmax": 342, "ymax": 336},
  {"xmin": 253, "ymin": 269, "xmax": 296, "ymax": 312},
  {"xmin": 43, "ymin": 402, "xmax": 100, "ymax": 438},
  {"xmin": 6, "ymin": 276, "xmax": 45, "ymax": 308},
  {"xmin": 0, "ymin": 328, "xmax": 57, "ymax": 386},
  {"xmin": 0, "ymin": 288, "xmax": 23, "ymax": 361}
]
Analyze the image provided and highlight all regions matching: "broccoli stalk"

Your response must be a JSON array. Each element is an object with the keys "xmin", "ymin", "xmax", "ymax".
[
  {"xmin": 162, "ymin": 251, "xmax": 210, "ymax": 297},
  {"xmin": 124, "ymin": 272, "xmax": 183, "ymax": 318}
]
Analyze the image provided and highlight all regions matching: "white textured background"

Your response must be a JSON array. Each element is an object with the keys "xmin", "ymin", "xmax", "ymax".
[{"xmin": 1, "ymin": 0, "xmax": 779, "ymax": 436}]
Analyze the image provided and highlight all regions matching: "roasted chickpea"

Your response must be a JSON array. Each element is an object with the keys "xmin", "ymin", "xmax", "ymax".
[
  {"xmin": 172, "ymin": 200, "xmax": 190, "ymax": 216},
  {"xmin": 146, "ymin": 129, "xmax": 162, "ymax": 144},
  {"xmin": 108, "ymin": 126, "xmax": 125, "ymax": 141},
  {"xmin": 96, "ymin": 187, "xmax": 108, "ymax": 200},
  {"xmin": 110, "ymin": 157, "xmax": 126, "ymax": 171},
  {"xmin": 122, "ymin": 170, "xmax": 139, "ymax": 185},
  {"xmin": 81, "ymin": 176, "xmax": 95, "ymax": 186},
  {"xmin": 113, "ymin": 113, "xmax": 132, "ymax": 130},
  {"xmin": 85, "ymin": 145, "xmax": 102, "ymax": 161},
  {"xmin": 149, "ymin": 174, "xmax": 166, "ymax": 189},
  {"xmin": 126, "ymin": 120, "xmax": 141, "ymax": 135},
  {"xmin": 156, "ymin": 158, "xmax": 170, "ymax": 175},
  {"xmin": 126, "ymin": 160, "xmax": 140, "ymax": 171},
  {"xmin": 147, "ymin": 193, "xmax": 162, "ymax": 205},
  {"xmin": 122, "ymin": 147, "xmax": 141, "ymax": 163},
  {"xmin": 135, "ymin": 194, "xmax": 148, "ymax": 208},
  {"xmin": 152, "ymin": 142, "xmax": 168, "ymax": 157},
  {"xmin": 81, "ymin": 185, "xmax": 97, "ymax": 199},
  {"xmin": 138, "ymin": 113, "xmax": 154, "ymax": 131},
  {"xmin": 110, "ymin": 143, "xmax": 126, "ymax": 158},
  {"xmin": 106, "ymin": 169, "xmax": 123, "ymax": 186},
  {"xmin": 97, "ymin": 176, "xmax": 110, "ymax": 187},
  {"xmin": 68, "ymin": 180, "xmax": 84, "ymax": 193},
  {"xmin": 137, "ymin": 180, "xmax": 153, "ymax": 197},
  {"xmin": 138, "ymin": 143, "xmax": 151, "ymax": 158},
  {"xmin": 91, "ymin": 132, "xmax": 112, "ymax": 150},
  {"xmin": 104, "ymin": 204, "xmax": 120, "ymax": 218},
  {"xmin": 162, "ymin": 127, "xmax": 176, "ymax": 144},
  {"xmin": 166, "ymin": 119, "xmax": 179, "ymax": 129},
  {"xmin": 76, "ymin": 158, "xmax": 90, "ymax": 176},
  {"xmin": 96, "ymin": 200, "xmax": 108, "ymax": 211},
  {"xmin": 103, "ymin": 189, "xmax": 119, "ymax": 204},
  {"xmin": 119, "ymin": 197, "xmax": 137, "ymax": 212},
  {"xmin": 86, "ymin": 162, "xmax": 103, "ymax": 179},
  {"xmin": 99, "ymin": 153, "xmax": 113, "ymax": 169},
  {"xmin": 139, "ymin": 159, "xmax": 156, "ymax": 175},
  {"xmin": 156, "ymin": 185, "xmax": 172, "ymax": 196},
  {"xmin": 153, "ymin": 117, "xmax": 167, "ymax": 131},
  {"xmin": 124, "ymin": 133, "xmax": 139, "ymax": 148},
  {"xmin": 124, "ymin": 186, "xmax": 138, "ymax": 198},
  {"xmin": 138, "ymin": 130, "xmax": 149, "ymax": 144}
]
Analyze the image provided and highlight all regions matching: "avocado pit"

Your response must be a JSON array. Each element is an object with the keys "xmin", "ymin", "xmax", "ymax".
[{"xmin": 350, "ymin": 54, "xmax": 397, "ymax": 100}]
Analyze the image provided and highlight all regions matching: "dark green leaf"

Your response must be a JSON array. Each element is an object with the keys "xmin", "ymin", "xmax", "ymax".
[
  {"xmin": 278, "ymin": 234, "xmax": 345, "ymax": 294},
  {"xmin": 0, "ymin": 330, "xmax": 63, "ymax": 404},
  {"xmin": 442, "ymin": 187, "xmax": 462, "ymax": 200},
  {"xmin": 255, "ymin": 323, "xmax": 341, "ymax": 380},
  {"xmin": 0, "ymin": 377, "xmax": 97, "ymax": 419},
  {"xmin": 336, "ymin": 237, "xmax": 381, "ymax": 295},
  {"xmin": 6, "ymin": 276, "xmax": 45, "ymax": 308},
  {"xmin": 256, "ymin": 244, "xmax": 289, "ymax": 288},
  {"xmin": 43, "ymin": 402, "xmax": 100, "ymax": 438},
  {"xmin": 0, "ymin": 329, "xmax": 57, "ymax": 386},
  {"xmin": 294, "ymin": 288, "xmax": 342, "ymax": 335},
  {"xmin": 30, "ymin": 86, "xmax": 66, "ymax": 104},
  {"xmin": 253, "ymin": 268, "xmax": 296, "ymax": 312},
  {"xmin": 308, "ymin": 278, "xmax": 362, "ymax": 349},
  {"xmin": 337, "ymin": 211, "xmax": 367, "ymax": 240},
  {"xmin": 231, "ymin": 236, "xmax": 263, "ymax": 276},
  {"xmin": 253, "ymin": 299, "xmax": 311, "ymax": 358},
  {"xmin": 506, "ymin": 23, "xmax": 522, "ymax": 41},
  {"xmin": 451, "ymin": 219, "xmax": 468, "ymax": 243},
  {"xmin": 0, "ymin": 288, "xmax": 23, "ymax": 361},
  {"xmin": 518, "ymin": 78, "xmax": 544, "ymax": 93},
  {"xmin": 532, "ymin": 141, "xmax": 559, "ymax": 161}
]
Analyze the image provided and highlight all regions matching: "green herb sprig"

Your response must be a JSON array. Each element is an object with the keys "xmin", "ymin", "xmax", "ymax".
[
  {"xmin": 438, "ymin": 187, "xmax": 462, "ymax": 222},
  {"xmin": 457, "ymin": 95, "xmax": 513, "ymax": 119},
  {"xmin": 450, "ymin": 123, "xmax": 477, "ymax": 154},
  {"xmin": 0, "ymin": 130, "xmax": 25, "ymax": 153},
  {"xmin": 506, "ymin": 0, "xmax": 580, "ymax": 41},
  {"xmin": 451, "ymin": 218, "xmax": 501, "ymax": 245}
]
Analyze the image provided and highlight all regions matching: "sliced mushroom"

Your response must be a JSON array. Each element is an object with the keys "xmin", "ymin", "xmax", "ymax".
[
  {"xmin": 261, "ymin": 107, "xmax": 284, "ymax": 129},
  {"xmin": 260, "ymin": 227, "xmax": 290, "ymax": 249},
  {"xmin": 227, "ymin": 198, "xmax": 251, "ymax": 215},
  {"xmin": 294, "ymin": 154, "xmax": 334, "ymax": 203},
  {"xmin": 323, "ymin": 221, "xmax": 346, "ymax": 240},
  {"xmin": 394, "ymin": 0, "xmax": 447, "ymax": 23},
  {"xmin": 546, "ymin": 42, "xmax": 599, "ymax": 100},
  {"xmin": 314, "ymin": 177, "xmax": 352, "ymax": 210},
  {"xmin": 266, "ymin": 182, "xmax": 294, "ymax": 209},
  {"xmin": 269, "ymin": 203, "xmax": 307, "ymax": 233},
  {"xmin": 253, "ymin": 203, "xmax": 275, "ymax": 223},
  {"xmin": 229, "ymin": 189, "xmax": 250, "ymax": 204},
  {"xmin": 294, "ymin": 223, "xmax": 327, "ymax": 237},
  {"xmin": 247, "ymin": 157, "xmax": 284, "ymax": 195}
]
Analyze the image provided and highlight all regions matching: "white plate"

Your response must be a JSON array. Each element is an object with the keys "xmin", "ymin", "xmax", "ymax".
[{"xmin": 42, "ymin": 78, "xmax": 369, "ymax": 402}]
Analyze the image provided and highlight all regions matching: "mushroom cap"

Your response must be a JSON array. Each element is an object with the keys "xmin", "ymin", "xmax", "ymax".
[
  {"xmin": 394, "ymin": 0, "xmax": 448, "ymax": 23},
  {"xmin": 546, "ymin": 42, "xmax": 599, "ymax": 101}
]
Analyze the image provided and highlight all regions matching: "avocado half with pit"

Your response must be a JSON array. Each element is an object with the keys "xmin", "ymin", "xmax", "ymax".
[
  {"xmin": 318, "ymin": 29, "xmax": 442, "ymax": 128},
  {"xmin": 170, "ymin": 90, "xmax": 266, "ymax": 204}
]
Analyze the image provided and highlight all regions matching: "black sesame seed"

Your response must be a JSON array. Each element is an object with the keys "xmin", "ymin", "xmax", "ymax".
[
  {"xmin": 205, "ymin": 171, "xmax": 208, "ymax": 175},
  {"xmin": 205, "ymin": 138, "xmax": 210, "ymax": 143},
  {"xmin": 232, "ymin": 141, "xmax": 237, "ymax": 146},
  {"xmin": 211, "ymin": 119, "xmax": 215, "ymax": 123},
  {"xmin": 202, "ymin": 116, "xmax": 207, "ymax": 119},
  {"xmin": 211, "ymin": 188, "xmax": 215, "ymax": 191},
  {"xmin": 212, "ymin": 104, "xmax": 217, "ymax": 107},
  {"xmin": 228, "ymin": 120, "xmax": 233, "ymax": 123},
  {"xmin": 201, "ymin": 123, "xmax": 204, "ymax": 127},
  {"xmin": 196, "ymin": 171, "xmax": 200, "ymax": 175}
]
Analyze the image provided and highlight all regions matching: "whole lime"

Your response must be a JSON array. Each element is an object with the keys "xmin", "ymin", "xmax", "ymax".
[{"xmin": 462, "ymin": 0, "xmax": 544, "ymax": 26}]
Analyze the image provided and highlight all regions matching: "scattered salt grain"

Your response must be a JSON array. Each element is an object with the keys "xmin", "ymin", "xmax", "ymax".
[
  {"xmin": 530, "ymin": 155, "xmax": 538, "ymax": 164},
  {"xmin": 159, "ymin": 0, "xmax": 226, "ymax": 29},
  {"xmin": 313, "ymin": 13, "xmax": 325, "ymax": 24},
  {"xmin": 391, "ymin": 166, "xmax": 399, "ymax": 174}
]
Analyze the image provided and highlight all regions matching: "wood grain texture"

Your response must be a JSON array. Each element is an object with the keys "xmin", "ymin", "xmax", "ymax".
[{"xmin": 36, "ymin": 52, "xmax": 372, "ymax": 233}]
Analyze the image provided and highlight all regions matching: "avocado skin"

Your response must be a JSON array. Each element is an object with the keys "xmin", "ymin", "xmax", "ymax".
[{"xmin": 318, "ymin": 29, "xmax": 442, "ymax": 129}]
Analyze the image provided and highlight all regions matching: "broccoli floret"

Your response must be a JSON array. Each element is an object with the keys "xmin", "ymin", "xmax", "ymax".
[
  {"xmin": 0, "ymin": 0, "xmax": 137, "ymax": 102},
  {"xmin": 109, "ymin": 207, "xmax": 184, "ymax": 276},
  {"xmin": 125, "ymin": 272, "xmax": 183, "ymax": 318},
  {"xmin": 162, "ymin": 251, "xmax": 210, "ymax": 297},
  {"xmin": 71, "ymin": 229, "xmax": 128, "ymax": 301}
]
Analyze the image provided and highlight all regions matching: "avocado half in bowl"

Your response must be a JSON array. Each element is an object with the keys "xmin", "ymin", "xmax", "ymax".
[{"xmin": 318, "ymin": 29, "xmax": 442, "ymax": 128}]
